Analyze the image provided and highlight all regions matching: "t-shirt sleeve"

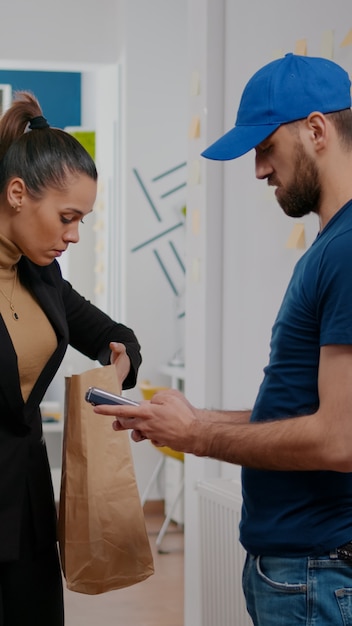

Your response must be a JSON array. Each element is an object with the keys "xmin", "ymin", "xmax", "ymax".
[{"xmin": 317, "ymin": 232, "xmax": 352, "ymax": 346}]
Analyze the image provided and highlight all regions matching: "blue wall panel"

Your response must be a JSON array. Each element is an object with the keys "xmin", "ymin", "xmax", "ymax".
[{"xmin": 0, "ymin": 70, "xmax": 81, "ymax": 129}]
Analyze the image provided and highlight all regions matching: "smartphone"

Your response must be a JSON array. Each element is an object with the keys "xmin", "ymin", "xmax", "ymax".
[{"xmin": 85, "ymin": 387, "xmax": 140, "ymax": 407}]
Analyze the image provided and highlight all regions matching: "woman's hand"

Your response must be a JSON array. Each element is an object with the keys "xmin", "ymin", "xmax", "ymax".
[{"xmin": 109, "ymin": 341, "xmax": 131, "ymax": 386}]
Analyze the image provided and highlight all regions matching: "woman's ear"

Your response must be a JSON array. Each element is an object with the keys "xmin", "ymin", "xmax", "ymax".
[{"xmin": 7, "ymin": 177, "xmax": 26, "ymax": 210}]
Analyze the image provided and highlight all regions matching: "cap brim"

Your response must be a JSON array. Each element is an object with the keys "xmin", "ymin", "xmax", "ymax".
[{"xmin": 201, "ymin": 123, "xmax": 281, "ymax": 161}]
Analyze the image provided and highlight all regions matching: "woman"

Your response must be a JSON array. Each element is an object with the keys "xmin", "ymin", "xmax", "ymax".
[{"xmin": 0, "ymin": 92, "xmax": 142, "ymax": 625}]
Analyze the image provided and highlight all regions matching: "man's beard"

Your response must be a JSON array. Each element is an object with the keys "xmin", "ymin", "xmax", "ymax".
[{"xmin": 275, "ymin": 143, "xmax": 321, "ymax": 218}]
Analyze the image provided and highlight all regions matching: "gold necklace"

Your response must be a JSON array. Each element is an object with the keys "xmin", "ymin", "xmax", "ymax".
[{"xmin": 0, "ymin": 266, "xmax": 19, "ymax": 320}]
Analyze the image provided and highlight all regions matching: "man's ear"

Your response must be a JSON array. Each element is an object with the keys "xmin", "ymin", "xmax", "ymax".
[
  {"xmin": 306, "ymin": 112, "xmax": 328, "ymax": 152},
  {"xmin": 7, "ymin": 177, "xmax": 26, "ymax": 210}
]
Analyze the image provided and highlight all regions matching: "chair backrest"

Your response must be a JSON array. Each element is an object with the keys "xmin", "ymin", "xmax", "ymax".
[
  {"xmin": 139, "ymin": 380, "xmax": 169, "ymax": 400},
  {"xmin": 156, "ymin": 446, "xmax": 184, "ymax": 462}
]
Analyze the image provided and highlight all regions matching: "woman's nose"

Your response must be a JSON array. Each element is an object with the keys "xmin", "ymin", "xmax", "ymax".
[{"xmin": 63, "ymin": 225, "xmax": 80, "ymax": 245}]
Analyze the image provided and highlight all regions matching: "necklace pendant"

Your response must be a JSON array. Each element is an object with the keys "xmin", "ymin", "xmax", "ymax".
[{"xmin": 10, "ymin": 304, "xmax": 18, "ymax": 320}]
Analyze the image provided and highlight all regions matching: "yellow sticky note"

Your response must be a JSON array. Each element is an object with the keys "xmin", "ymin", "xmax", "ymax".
[
  {"xmin": 94, "ymin": 261, "xmax": 105, "ymax": 274},
  {"xmin": 95, "ymin": 238, "xmax": 105, "ymax": 253},
  {"xmin": 191, "ymin": 71, "xmax": 201, "ymax": 96},
  {"xmin": 94, "ymin": 281, "xmax": 105, "ymax": 295},
  {"xmin": 192, "ymin": 208, "xmax": 201, "ymax": 235},
  {"xmin": 295, "ymin": 39, "xmax": 307, "ymax": 55},
  {"xmin": 321, "ymin": 30, "xmax": 334, "ymax": 59},
  {"xmin": 93, "ymin": 219, "xmax": 104, "ymax": 232},
  {"xmin": 188, "ymin": 160, "xmax": 201, "ymax": 185},
  {"xmin": 286, "ymin": 224, "xmax": 306, "ymax": 250},
  {"xmin": 341, "ymin": 29, "xmax": 352, "ymax": 47},
  {"xmin": 189, "ymin": 115, "xmax": 201, "ymax": 139},
  {"xmin": 95, "ymin": 198, "xmax": 105, "ymax": 212}
]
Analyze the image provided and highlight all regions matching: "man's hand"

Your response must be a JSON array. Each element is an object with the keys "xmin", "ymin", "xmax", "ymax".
[{"xmin": 93, "ymin": 388, "xmax": 199, "ymax": 453}]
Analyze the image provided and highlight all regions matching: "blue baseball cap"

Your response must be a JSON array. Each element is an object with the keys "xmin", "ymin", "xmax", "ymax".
[{"xmin": 201, "ymin": 53, "xmax": 352, "ymax": 161}]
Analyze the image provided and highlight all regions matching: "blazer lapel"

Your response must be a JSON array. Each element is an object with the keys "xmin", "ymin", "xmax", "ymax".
[
  {"xmin": 0, "ymin": 259, "xmax": 69, "ymax": 425},
  {"xmin": 0, "ymin": 318, "xmax": 25, "ymax": 420}
]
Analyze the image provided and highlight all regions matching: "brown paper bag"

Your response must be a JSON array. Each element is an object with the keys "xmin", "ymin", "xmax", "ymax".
[{"xmin": 58, "ymin": 364, "xmax": 154, "ymax": 594}]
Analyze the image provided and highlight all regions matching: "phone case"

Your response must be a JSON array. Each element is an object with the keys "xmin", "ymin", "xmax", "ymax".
[{"xmin": 85, "ymin": 387, "xmax": 140, "ymax": 407}]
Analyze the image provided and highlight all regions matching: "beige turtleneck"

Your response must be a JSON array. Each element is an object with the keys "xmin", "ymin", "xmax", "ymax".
[{"xmin": 0, "ymin": 234, "xmax": 57, "ymax": 402}]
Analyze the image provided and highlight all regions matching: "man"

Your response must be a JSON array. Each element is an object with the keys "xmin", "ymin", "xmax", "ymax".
[{"xmin": 95, "ymin": 54, "xmax": 352, "ymax": 625}]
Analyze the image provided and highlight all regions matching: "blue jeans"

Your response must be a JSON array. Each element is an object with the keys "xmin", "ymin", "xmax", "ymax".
[{"xmin": 242, "ymin": 553, "xmax": 352, "ymax": 625}]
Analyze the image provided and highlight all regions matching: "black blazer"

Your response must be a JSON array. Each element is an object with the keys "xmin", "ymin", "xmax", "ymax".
[{"xmin": 0, "ymin": 257, "xmax": 142, "ymax": 561}]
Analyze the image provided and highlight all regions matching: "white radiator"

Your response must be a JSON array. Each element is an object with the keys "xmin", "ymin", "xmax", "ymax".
[{"xmin": 198, "ymin": 478, "xmax": 253, "ymax": 626}]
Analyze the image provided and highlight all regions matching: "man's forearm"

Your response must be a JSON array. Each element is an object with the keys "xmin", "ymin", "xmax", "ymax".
[
  {"xmin": 189, "ymin": 415, "xmax": 313, "ymax": 468},
  {"xmin": 188, "ymin": 411, "xmax": 349, "ymax": 471},
  {"xmin": 195, "ymin": 408, "xmax": 251, "ymax": 425}
]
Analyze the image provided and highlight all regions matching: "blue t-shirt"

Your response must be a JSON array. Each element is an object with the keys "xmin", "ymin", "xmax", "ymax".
[{"xmin": 240, "ymin": 200, "xmax": 352, "ymax": 556}]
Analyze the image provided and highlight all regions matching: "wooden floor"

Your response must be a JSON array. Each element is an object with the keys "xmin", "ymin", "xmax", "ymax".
[{"xmin": 63, "ymin": 501, "xmax": 184, "ymax": 626}]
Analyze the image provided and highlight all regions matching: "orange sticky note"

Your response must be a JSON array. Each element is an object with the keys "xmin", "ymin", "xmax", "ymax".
[
  {"xmin": 286, "ymin": 224, "xmax": 306, "ymax": 250},
  {"xmin": 295, "ymin": 39, "xmax": 307, "ymax": 55},
  {"xmin": 341, "ymin": 28, "xmax": 352, "ymax": 47},
  {"xmin": 188, "ymin": 115, "xmax": 200, "ymax": 139},
  {"xmin": 192, "ymin": 208, "xmax": 201, "ymax": 235}
]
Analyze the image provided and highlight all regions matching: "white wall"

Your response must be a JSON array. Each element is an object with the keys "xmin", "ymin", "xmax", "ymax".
[
  {"xmin": 0, "ymin": 1, "xmax": 189, "ymax": 499},
  {"xmin": 0, "ymin": 0, "xmax": 125, "ymax": 399},
  {"xmin": 116, "ymin": 0, "xmax": 188, "ymax": 495},
  {"xmin": 122, "ymin": 0, "xmax": 188, "ymax": 392},
  {"xmin": 0, "ymin": 0, "xmax": 121, "ymax": 64}
]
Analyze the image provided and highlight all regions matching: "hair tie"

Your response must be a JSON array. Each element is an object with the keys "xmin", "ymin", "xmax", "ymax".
[{"xmin": 29, "ymin": 116, "xmax": 50, "ymax": 130}]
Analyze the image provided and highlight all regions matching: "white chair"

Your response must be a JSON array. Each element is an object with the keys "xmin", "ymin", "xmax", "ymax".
[{"xmin": 139, "ymin": 382, "xmax": 184, "ymax": 553}]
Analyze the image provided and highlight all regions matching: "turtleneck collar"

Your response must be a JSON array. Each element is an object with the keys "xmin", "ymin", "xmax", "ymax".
[{"xmin": 0, "ymin": 234, "xmax": 22, "ymax": 269}]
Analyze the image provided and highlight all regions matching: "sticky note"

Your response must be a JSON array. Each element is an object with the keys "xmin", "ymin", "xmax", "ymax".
[
  {"xmin": 321, "ymin": 30, "xmax": 334, "ymax": 59},
  {"xmin": 191, "ymin": 71, "xmax": 201, "ymax": 96},
  {"xmin": 286, "ymin": 224, "xmax": 306, "ymax": 249},
  {"xmin": 341, "ymin": 29, "xmax": 352, "ymax": 47},
  {"xmin": 94, "ymin": 261, "xmax": 105, "ymax": 274},
  {"xmin": 95, "ymin": 238, "xmax": 105, "ymax": 253},
  {"xmin": 189, "ymin": 115, "xmax": 201, "ymax": 139},
  {"xmin": 295, "ymin": 39, "xmax": 307, "ymax": 55},
  {"xmin": 192, "ymin": 208, "xmax": 201, "ymax": 235},
  {"xmin": 95, "ymin": 199, "xmax": 105, "ymax": 212},
  {"xmin": 93, "ymin": 219, "xmax": 104, "ymax": 232},
  {"xmin": 94, "ymin": 282, "xmax": 105, "ymax": 295}
]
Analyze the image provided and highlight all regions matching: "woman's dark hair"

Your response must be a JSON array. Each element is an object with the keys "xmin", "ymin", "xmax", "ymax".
[{"xmin": 0, "ymin": 91, "xmax": 97, "ymax": 196}]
